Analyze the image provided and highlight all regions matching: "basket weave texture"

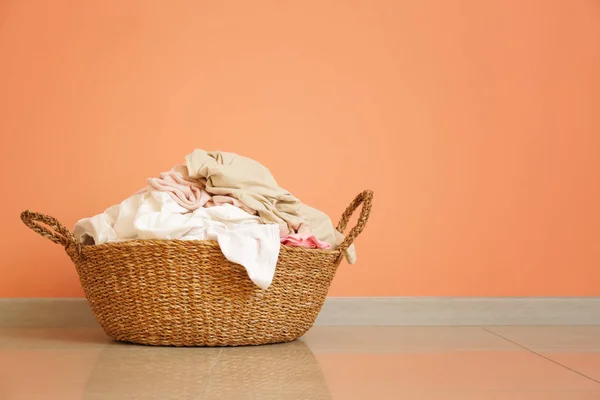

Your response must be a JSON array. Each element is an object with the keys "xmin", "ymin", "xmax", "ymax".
[{"xmin": 21, "ymin": 190, "xmax": 373, "ymax": 346}]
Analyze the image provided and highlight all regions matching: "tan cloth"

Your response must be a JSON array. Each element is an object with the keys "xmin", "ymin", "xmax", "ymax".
[
  {"xmin": 139, "ymin": 165, "xmax": 256, "ymax": 214},
  {"xmin": 186, "ymin": 149, "xmax": 306, "ymax": 237},
  {"xmin": 185, "ymin": 149, "xmax": 356, "ymax": 263},
  {"xmin": 299, "ymin": 203, "xmax": 357, "ymax": 264}
]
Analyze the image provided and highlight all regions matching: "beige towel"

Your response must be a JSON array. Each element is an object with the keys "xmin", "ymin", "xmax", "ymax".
[
  {"xmin": 300, "ymin": 203, "xmax": 357, "ymax": 264},
  {"xmin": 185, "ymin": 149, "xmax": 306, "ymax": 237},
  {"xmin": 185, "ymin": 149, "xmax": 356, "ymax": 263}
]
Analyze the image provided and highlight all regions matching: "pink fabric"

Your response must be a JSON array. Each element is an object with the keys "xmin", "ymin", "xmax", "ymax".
[
  {"xmin": 280, "ymin": 233, "xmax": 331, "ymax": 249},
  {"xmin": 141, "ymin": 165, "xmax": 256, "ymax": 214},
  {"xmin": 142, "ymin": 165, "xmax": 211, "ymax": 211}
]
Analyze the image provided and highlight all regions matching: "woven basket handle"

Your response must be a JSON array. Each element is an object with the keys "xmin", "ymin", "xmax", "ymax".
[
  {"xmin": 21, "ymin": 210, "xmax": 81, "ymax": 255},
  {"xmin": 336, "ymin": 190, "xmax": 374, "ymax": 253}
]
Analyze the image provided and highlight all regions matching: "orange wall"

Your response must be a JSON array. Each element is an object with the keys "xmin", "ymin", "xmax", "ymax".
[{"xmin": 1, "ymin": 0, "xmax": 599, "ymax": 298}]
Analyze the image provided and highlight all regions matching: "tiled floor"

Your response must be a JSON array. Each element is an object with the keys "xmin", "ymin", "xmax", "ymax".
[{"xmin": 1, "ymin": 326, "xmax": 600, "ymax": 399}]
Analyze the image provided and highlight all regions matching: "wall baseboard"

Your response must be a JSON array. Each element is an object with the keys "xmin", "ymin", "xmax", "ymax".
[
  {"xmin": 315, "ymin": 297, "xmax": 600, "ymax": 326},
  {"xmin": 1, "ymin": 297, "xmax": 599, "ymax": 328}
]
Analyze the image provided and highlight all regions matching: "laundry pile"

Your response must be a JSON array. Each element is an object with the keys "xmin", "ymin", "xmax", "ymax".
[{"xmin": 73, "ymin": 150, "xmax": 356, "ymax": 289}]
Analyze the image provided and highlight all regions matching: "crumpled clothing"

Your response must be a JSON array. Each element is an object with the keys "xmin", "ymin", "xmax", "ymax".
[
  {"xmin": 140, "ymin": 165, "xmax": 255, "ymax": 214},
  {"xmin": 185, "ymin": 149, "xmax": 356, "ymax": 263},
  {"xmin": 141, "ymin": 165, "xmax": 210, "ymax": 211},
  {"xmin": 185, "ymin": 149, "xmax": 307, "ymax": 237},
  {"xmin": 73, "ymin": 191, "xmax": 280, "ymax": 289},
  {"xmin": 281, "ymin": 233, "xmax": 331, "ymax": 249},
  {"xmin": 299, "ymin": 203, "xmax": 357, "ymax": 264},
  {"xmin": 204, "ymin": 195, "xmax": 256, "ymax": 215}
]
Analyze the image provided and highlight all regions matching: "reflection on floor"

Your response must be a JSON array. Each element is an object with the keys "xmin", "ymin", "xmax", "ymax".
[{"xmin": 1, "ymin": 326, "xmax": 600, "ymax": 399}]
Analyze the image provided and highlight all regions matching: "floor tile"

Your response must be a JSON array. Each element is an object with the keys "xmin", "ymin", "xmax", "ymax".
[
  {"xmin": 0, "ymin": 350, "xmax": 100, "ymax": 400},
  {"xmin": 338, "ymin": 392, "xmax": 600, "ymax": 400},
  {"xmin": 0, "ymin": 327, "xmax": 112, "ymax": 349},
  {"xmin": 1, "ymin": 326, "xmax": 600, "ymax": 400},
  {"xmin": 486, "ymin": 326, "xmax": 600, "ymax": 351},
  {"xmin": 204, "ymin": 341, "xmax": 330, "ymax": 400},
  {"xmin": 0, "ymin": 345, "xmax": 221, "ymax": 400},
  {"xmin": 317, "ymin": 351, "xmax": 599, "ymax": 396},
  {"xmin": 542, "ymin": 352, "xmax": 600, "ymax": 382},
  {"xmin": 302, "ymin": 326, "xmax": 519, "ymax": 353},
  {"xmin": 82, "ymin": 346, "xmax": 221, "ymax": 400}
]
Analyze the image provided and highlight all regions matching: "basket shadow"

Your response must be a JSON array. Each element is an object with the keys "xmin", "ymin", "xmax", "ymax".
[{"xmin": 82, "ymin": 340, "xmax": 332, "ymax": 399}]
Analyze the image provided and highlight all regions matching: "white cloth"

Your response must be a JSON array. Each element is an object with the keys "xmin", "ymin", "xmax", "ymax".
[{"xmin": 73, "ymin": 191, "xmax": 281, "ymax": 289}]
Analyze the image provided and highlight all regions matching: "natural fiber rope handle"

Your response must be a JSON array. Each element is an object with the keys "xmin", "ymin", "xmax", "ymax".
[
  {"xmin": 335, "ymin": 190, "xmax": 374, "ymax": 253},
  {"xmin": 20, "ymin": 210, "xmax": 82, "ymax": 255}
]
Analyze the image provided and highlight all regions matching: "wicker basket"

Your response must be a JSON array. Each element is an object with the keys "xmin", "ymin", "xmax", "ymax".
[{"xmin": 21, "ymin": 190, "xmax": 373, "ymax": 347}]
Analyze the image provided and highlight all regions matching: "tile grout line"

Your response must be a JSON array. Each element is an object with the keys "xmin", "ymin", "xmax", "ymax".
[
  {"xmin": 200, "ymin": 348, "xmax": 223, "ymax": 398},
  {"xmin": 481, "ymin": 327, "xmax": 600, "ymax": 386}
]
